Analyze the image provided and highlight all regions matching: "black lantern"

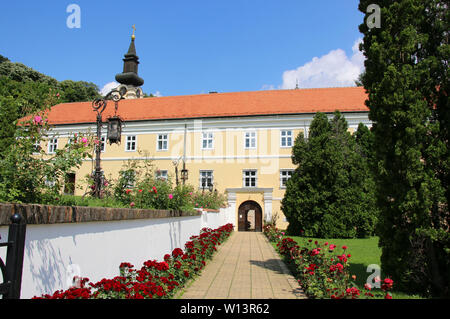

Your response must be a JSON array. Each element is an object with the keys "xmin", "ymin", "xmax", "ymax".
[
  {"xmin": 181, "ymin": 168, "xmax": 189, "ymax": 182},
  {"xmin": 107, "ymin": 116, "xmax": 122, "ymax": 144}
]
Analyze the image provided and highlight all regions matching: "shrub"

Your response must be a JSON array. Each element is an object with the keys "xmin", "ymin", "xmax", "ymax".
[
  {"xmin": 263, "ymin": 227, "xmax": 394, "ymax": 299},
  {"xmin": 0, "ymin": 96, "xmax": 93, "ymax": 205},
  {"xmin": 281, "ymin": 111, "xmax": 378, "ymax": 238},
  {"xmin": 262, "ymin": 224, "xmax": 284, "ymax": 243},
  {"xmin": 191, "ymin": 190, "xmax": 227, "ymax": 210}
]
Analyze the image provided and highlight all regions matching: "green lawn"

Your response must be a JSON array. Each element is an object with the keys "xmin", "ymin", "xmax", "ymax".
[{"xmin": 277, "ymin": 236, "xmax": 424, "ymax": 299}]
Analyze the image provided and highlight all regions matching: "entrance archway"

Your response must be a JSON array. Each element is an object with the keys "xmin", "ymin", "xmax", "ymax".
[{"xmin": 238, "ymin": 200, "xmax": 263, "ymax": 232}]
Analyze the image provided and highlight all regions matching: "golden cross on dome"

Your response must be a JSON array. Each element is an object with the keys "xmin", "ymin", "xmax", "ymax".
[{"xmin": 132, "ymin": 24, "xmax": 136, "ymax": 39}]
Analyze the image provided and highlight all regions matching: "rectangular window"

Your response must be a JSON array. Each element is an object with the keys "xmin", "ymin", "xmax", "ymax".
[
  {"xmin": 280, "ymin": 130, "xmax": 293, "ymax": 147},
  {"xmin": 199, "ymin": 170, "xmax": 213, "ymax": 189},
  {"xmin": 94, "ymin": 136, "xmax": 106, "ymax": 153},
  {"xmin": 45, "ymin": 176, "xmax": 56, "ymax": 188},
  {"xmin": 157, "ymin": 134, "xmax": 168, "ymax": 151},
  {"xmin": 244, "ymin": 131, "xmax": 256, "ymax": 149},
  {"xmin": 202, "ymin": 132, "xmax": 214, "ymax": 150},
  {"xmin": 48, "ymin": 138, "xmax": 58, "ymax": 154},
  {"xmin": 126, "ymin": 135, "xmax": 136, "ymax": 151},
  {"xmin": 64, "ymin": 173, "xmax": 76, "ymax": 195},
  {"xmin": 119, "ymin": 170, "xmax": 135, "ymax": 189},
  {"xmin": 156, "ymin": 170, "xmax": 168, "ymax": 181},
  {"xmin": 243, "ymin": 170, "xmax": 257, "ymax": 188},
  {"xmin": 280, "ymin": 169, "xmax": 294, "ymax": 188},
  {"xmin": 33, "ymin": 140, "xmax": 41, "ymax": 154},
  {"xmin": 100, "ymin": 136, "xmax": 105, "ymax": 152}
]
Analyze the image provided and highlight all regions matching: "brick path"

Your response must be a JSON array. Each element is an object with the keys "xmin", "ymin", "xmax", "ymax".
[{"xmin": 179, "ymin": 231, "xmax": 306, "ymax": 299}]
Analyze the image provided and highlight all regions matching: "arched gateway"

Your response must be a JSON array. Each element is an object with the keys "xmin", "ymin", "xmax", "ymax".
[{"xmin": 237, "ymin": 200, "xmax": 263, "ymax": 232}]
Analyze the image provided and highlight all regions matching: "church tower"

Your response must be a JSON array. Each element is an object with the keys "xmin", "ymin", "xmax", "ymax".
[{"xmin": 115, "ymin": 25, "xmax": 144, "ymax": 99}]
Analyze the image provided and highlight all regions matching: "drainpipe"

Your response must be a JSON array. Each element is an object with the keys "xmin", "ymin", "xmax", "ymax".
[{"xmin": 182, "ymin": 123, "xmax": 187, "ymax": 185}]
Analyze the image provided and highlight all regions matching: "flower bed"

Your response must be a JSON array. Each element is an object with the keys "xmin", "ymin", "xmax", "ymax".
[
  {"xmin": 33, "ymin": 223, "xmax": 234, "ymax": 299},
  {"xmin": 263, "ymin": 225, "xmax": 394, "ymax": 299}
]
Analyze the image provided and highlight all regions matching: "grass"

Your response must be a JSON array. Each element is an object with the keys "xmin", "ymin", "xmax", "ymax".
[{"xmin": 275, "ymin": 235, "xmax": 424, "ymax": 299}]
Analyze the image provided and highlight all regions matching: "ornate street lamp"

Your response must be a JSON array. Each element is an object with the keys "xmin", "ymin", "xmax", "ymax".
[{"xmin": 91, "ymin": 89, "xmax": 124, "ymax": 198}]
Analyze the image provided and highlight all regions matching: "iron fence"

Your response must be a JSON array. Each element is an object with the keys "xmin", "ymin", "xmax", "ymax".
[{"xmin": 0, "ymin": 213, "xmax": 26, "ymax": 299}]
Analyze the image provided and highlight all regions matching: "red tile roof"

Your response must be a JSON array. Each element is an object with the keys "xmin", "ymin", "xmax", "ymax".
[{"xmin": 42, "ymin": 87, "xmax": 368, "ymax": 125}]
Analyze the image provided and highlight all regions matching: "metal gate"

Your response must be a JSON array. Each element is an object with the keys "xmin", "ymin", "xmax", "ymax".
[{"xmin": 0, "ymin": 213, "xmax": 26, "ymax": 299}]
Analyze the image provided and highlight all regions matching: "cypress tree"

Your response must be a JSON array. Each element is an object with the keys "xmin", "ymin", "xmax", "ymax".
[
  {"xmin": 358, "ymin": 0, "xmax": 449, "ymax": 296},
  {"xmin": 282, "ymin": 111, "xmax": 378, "ymax": 238}
]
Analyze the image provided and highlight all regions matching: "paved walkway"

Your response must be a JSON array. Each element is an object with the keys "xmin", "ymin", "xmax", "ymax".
[{"xmin": 179, "ymin": 231, "xmax": 306, "ymax": 299}]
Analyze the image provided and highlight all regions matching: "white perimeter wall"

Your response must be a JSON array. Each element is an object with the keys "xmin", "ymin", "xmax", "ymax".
[{"xmin": 0, "ymin": 208, "xmax": 234, "ymax": 299}]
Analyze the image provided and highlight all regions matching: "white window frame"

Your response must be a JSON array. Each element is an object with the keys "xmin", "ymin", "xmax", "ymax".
[
  {"xmin": 156, "ymin": 170, "xmax": 168, "ymax": 181},
  {"xmin": 201, "ymin": 132, "xmax": 214, "ymax": 150},
  {"xmin": 243, "ymin": 169, "xmax": 257, "ymax": 188},
  {"xmin": 44, "ymin": 177, "xmax": 56, "ymax": 188},
  {"xmin": 244, "ymin": 131, "xmax": 257, "ymax": 149},
  {"xmin": 280, "ymin": 169, "xmax": 294, "ymax": 188},
  {"xmin": 125, "ymin": 135, "xmax": 137, "ymax": 152},
  {"xmin": 280, "ymin": 130, "xmax": 293, "ymax": 148},
  {"xmin": 119, "ymin": 170, "xmax": 135, "ymax": 189},
  {"xmin": 100, "ymin": 136, "xmax": 106, "ymax": 152},
  {"xmin": 199, "ymin": 170, "xmax": 214, "ymax": 189},
  {"xmin": 32, "ymin": 140, "xmax": 41, "ymax": 154},
  {"xmin": 48, "ymin": 138, "xmax": 58, "ymax": 154},
  {"xmin": 157, "ymin": 134, "xmax": 168, "ymax": 151}
]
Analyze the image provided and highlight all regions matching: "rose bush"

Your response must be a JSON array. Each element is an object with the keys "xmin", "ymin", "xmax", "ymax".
[
  {"xmin": 262, "ymin": 224, "xmax": 284, "ymax": 243},
  {"xmin": 33, "ymin": 223, "xmax": 234, "ymax": 299},
  {"xmin": 264, "ymin": 227, "xmax": 394, "ymax": 299}
]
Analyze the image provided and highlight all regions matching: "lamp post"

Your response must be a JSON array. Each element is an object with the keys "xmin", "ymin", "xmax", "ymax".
[
  {"xmin": 91, "ymin": 89, "xmax": 123, "ymax": 198},
  {"xmin": 172, "ymin": 157, "xmax": 182, "ymax": 186}
]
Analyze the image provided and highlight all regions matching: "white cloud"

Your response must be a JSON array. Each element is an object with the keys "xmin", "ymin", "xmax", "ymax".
[
  {"xmin": 152, "ymin": 91, "xmax": 163, "ymax": 97},
  {"xmin": 99, "ymin": 81, "xmax": 119, "ymax": 96},
  {"xmin": 264, "ymin": 38, "xmax": 365, "ymax": 90}
]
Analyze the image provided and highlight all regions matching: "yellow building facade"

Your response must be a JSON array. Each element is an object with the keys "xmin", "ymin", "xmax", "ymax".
[
  {"xmin": 38, "ymin": 35, "xmax": 371, "ymax": 231},
  {"xmin": 42, "ymin": 100, "xmax": 370, "ymax": 231}
]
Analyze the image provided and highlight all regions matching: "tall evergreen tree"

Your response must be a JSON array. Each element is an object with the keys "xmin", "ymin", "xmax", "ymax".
[
  {"xmin": 282, "ymin": 111, "xmax": 378, "ymax": 238},
  {"xmin": 358, "ymin": 0, "xmax": 449, "ymax": 296}
]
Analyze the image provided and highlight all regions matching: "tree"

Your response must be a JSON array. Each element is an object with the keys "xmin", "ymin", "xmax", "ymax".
[
  {"xmin": 0, "ymin": 93, "xmax": 93, "ymax": 204},
  {"xmin": 0, "ymin": 55, "xmax": 102, "ymax": 103},
  {"xmin": 281, "ymin": 111, "xmax": 378, "ymax": 238},
  {"xmin": 57, "ymin": 80, "xmax": 101, "ymax": 103},
  {"xmin": 0, "ymin": 59, "xmax": 58, "ymax": 86},
  {"xmin": 0, "ymin": 56, "xmax": 103, "ymax": 164},
  {"xmin": 358, "ymin": 0, "xmax": 449, "ymax": 297},
  {"xmin": 0, "ymin": 54, "xmax": 9, "ymax": 63}
]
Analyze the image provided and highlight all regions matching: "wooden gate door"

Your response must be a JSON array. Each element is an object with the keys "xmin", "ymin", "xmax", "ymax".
[{"xmin": 237, "ymin": 201, "xmax": 263, "ymax": 232}]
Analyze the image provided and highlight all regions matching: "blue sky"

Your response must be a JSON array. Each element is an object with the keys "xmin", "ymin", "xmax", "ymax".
[{"xmin": 0, "ymin": 0, "xmax": 365, "ymax": 97}]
